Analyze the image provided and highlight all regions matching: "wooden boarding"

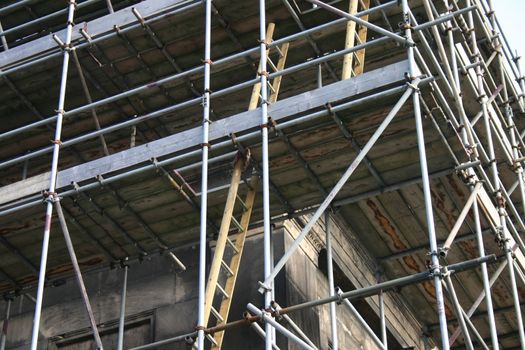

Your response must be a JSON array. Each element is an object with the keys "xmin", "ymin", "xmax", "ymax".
[
  {"xmin": 0, "ymin": 60, "xmax": 410, "ymax": 207},
  {"xmin": 0, "ymin": 0, "xmax": 190, "ymax": 69}
]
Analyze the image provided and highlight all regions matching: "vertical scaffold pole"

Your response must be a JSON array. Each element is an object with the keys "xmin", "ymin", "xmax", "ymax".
[
  {"xmin": 0, "ymin": 298, "xmax": 11, "ymax": 350},
  {"xmin": 465, "ymin": 3, "xmax": 499, "ymax": 349},
  {"xmin": 400, "ymin": 1, "xmax": 449, "ymax": 349},
  {"xmin": 325, "ymin": 212, "xmax": 338, "ymax": 350},
  {"xmin": 30, "ymin": 2, "xmax": 76, "ymax": 349},
  {"xmin": 258, "ymin": 0, "xmax": 273, "ymax": 348},
  {"xmin": 377, "ymin": 271, "xmax": 387, "ymax": 350},
  {"xmin": 486, "ymin": 2, "xmax": 525, "ymax": 348},
  {"xmin": 117, "ymin": 262, "xmax": 128, "ymax": 350},
  {"xmin": 197, "ymin": 0, "xmax": 212, "ymax": 348}
]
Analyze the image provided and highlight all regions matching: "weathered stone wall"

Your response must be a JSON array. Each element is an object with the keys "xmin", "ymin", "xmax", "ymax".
[{"xmin": 0, "ymin": 217, "xmax": 427, "ymax": 349}]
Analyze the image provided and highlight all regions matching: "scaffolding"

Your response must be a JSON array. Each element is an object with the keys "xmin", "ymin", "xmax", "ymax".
[{"xmin": 0, "ymin": 0, "xmax": 524, "ymax": 349}]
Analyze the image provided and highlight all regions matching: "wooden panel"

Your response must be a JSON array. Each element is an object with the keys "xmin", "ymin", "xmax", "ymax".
[{"xmin": 0, "ymin": 60, "xmax": 409, "ymax": 206}]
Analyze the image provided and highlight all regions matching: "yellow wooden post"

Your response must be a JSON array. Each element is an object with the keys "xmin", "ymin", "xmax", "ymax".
[
  {"xmin": 341, "ymin": 0, "xmax": 359, "ymax": 80},
  {"xmin": 353, "ymin": 0, "xmax": 370, "ymax": 76}
]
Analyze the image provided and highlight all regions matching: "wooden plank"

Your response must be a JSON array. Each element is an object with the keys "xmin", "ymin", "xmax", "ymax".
[
  {"xmin": 0, "ymin": 60, "xmax": 409, "ymax": 206},
  {"xmin": 341, "ymin": 0, "xmax": 359, "ymax": 80},
  {"xmin": 0, "ymin": 0, "xmax": 191, "ymax": 69}
]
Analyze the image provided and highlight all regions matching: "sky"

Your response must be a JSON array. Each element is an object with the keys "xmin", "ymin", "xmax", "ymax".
[{"xmin": 494, "ymin": 1, "xmax": 525, "ymax": 67}]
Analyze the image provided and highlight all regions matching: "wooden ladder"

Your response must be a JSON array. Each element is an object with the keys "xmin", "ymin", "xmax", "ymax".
[
  {"xmin": 202, "ymin": 156, "xmax": 258, "ymax": 349},
  {"xmin": 201, "ymin": 22, "xmax": 289, "ymax": 349},
  {"xmin": 342, "ymin": 0, "xmax": 370, "ymax": 79}
]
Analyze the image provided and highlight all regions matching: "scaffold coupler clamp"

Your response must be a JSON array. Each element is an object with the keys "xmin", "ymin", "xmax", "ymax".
[
  {"xmin": 426, "ymin": 251, "xmax": 443, "ymax": 277},
  {"xmin": 42, "ymin": 191, "xmax": 58, "ymax": 204},
  {"xmin": 120, "ymin": 257, "xmax": 129, "ymax": 269},
  {"xmin": 441, "ymin": 266, "xmax": 451, "ymax": 279},
  {"xmin": 508, "ymin": 243, "xmax": 518, "ymax": 258},
  {"xmin": 259, "ymin": 115, "xmax": 273, "ymax": 130},
  {"xmin": 495, "ymin": 226, "xmax": 507, "ymax": 248},
  {"xmin": 270, "ymin": 301, "xmax": 282, "ymax": 320},
  {"xmin": 201, "ymin": 91, "xmax": 210, "ymax": 109},
  {"xmin": 150, "ymin": 157, "xmax": 160, "ymax": 171},
  {"xmin": 438, "ymin": 246, "xmax": 449, "ymax": 259},
  {"xmin": 335, "ymin": 287, "xmax": 344, "ymax": 305},
  {"xmin": 257, "ymin": 281, "xmax": 272, "ymax": 294},
  {"xmin": 404, "ymin": 73, "xmax": 419, "ymax": 91},
  {"xmin": 96, "ymin": 174, "xmax": 106, "ymax": 187}
]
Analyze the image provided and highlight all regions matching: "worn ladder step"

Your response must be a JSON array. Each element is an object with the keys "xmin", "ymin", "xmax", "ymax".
[
  {"xmin": 221, "ymin": 260, "xmax": 234, "ymax": 276},
  {"xmin": 275, "ymin": 45, "xmax": 284, "ymax": 58},
  {"xmin": 206, "ymin": 333, "xmax": 219, "ymax": 346},
  {"xmin": 267, "ymin": 80, "xmax": 277, "ymax": 93},
  {"xmin": 235, "ymin": 193, "xmax": 248, "ymax": 211},
  {"xmin": 211, "ymin": 306, "xmax": 224, "ymax": 323},
  {"xmin": 216, "ymin": 283, "xmax": 230, "ymax": 299},
  {"xmin": 267, "ymin": 57, "xmax": 278, "ymax": 72},
  {"xmin": 231, "ymin": 216, "xmax": 244, "ymax": 232},
  {"xmin": 226, "ymin": 236, "xmax": 239, "ymax": 254}
]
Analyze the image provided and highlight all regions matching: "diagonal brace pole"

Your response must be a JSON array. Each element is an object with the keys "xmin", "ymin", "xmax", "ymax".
[
  {"xmin": 449, "ymin": 259, "xmax": 507, "ymax": 346},
  {"xmin": 247, "ymin": 303, "xmax": 316, "ymax": 350},
  {"xmin": 258, "ymin": 81, "xmax": 418, "ymax": 293},
  {"xmin": 442, "ymin": 269, "xmax": 474, "ymax": 350},
  {"xmin": 55, "ymin": 197, "xmax": 104, "ymax": 349},
  {"xmin": 440, "ymin": 181, "xmax": 483, "ymax": 257}
]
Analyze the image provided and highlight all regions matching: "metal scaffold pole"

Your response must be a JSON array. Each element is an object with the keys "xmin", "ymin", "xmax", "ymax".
[
  {"xmin": 464, "ymin": 2, "xmax": 499, "ymax": 348},
  {"xmin": 117, "ymin": 261, "xmax": 129, "ymax": 350},
  {"xmin": 257, "ymin": 0, "xmax": 274, "ymax": 348},
  {"xmin": 325, "ymin": 213, "xmax": 338, "ymax": 349},
  {"xmin": 401, "ymin": 0, "xmax": 449, "ymax": 349},
  {"xmin": 197, "ymin": 0, "xmax": 212, "ymax": 348},
  {"xmin": 0, "ymin": 298, "xmax": 11, "ymax": 350},
  {"xmin": 29, "ymin": 2, "xmax": 77, "ymax": 349},
  {"xmin": 486, "ymin": 1, "xmax": 525, "ymax": 348}
]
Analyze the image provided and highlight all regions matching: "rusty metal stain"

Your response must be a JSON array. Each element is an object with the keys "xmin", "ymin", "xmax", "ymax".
[
  {"xmin": 492, "ymin": 283, "xmax": 511, "ymax": 304},
  {"xmin": 367, "ymin": 199, "xmax": 454, "ymax": 317},
  {"xmin": 446, "ymin": 175, "xmax": 466, "ymax": 202},
  {"xmin": 430, "ymin": 188, "xmax": 456, "ymax": 228},
  {"xmin": 366, "ymin": 199, "xmax": 408, "ymax": 252},
  {"xmin": 0, "ymin": 221, "xmax": 31, "ymax": 236},
  {"xmin": 446, "ymin": 175, "xmax": 475, "ymax": 222},
  {"xmin": 458, "ymin": 241, "xmax": 478, "ymax": 258},
  {"xmin": 402, "ymin": 256, "xmax": 421, "ymax": 272},
  {"xmin": 421, "ymin": 280, "xmax": 453, "ymax": 319}
]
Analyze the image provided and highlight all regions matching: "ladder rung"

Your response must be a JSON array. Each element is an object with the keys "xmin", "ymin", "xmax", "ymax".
[
  {"xmin": 221, "ymin": 260, "xmax": 234, "ymax": 276},
  {"xmin": 211, "ymin": 306, "xmax": 224, "ymax": 323},
  {"xmin": 226, "ymin": 236, "xmax": 240, "ymax": 254},
  {"xmin": 267, "ymin": 81, "xmax": 276, "ymax": 93},
  {"xmin": 275, "ymin": 45, "xmax": 284, "ymax": 58},
  {"xmin": 206, "ymin": 333, "xmax": 219, "ymax": 346},
  {"xmin": 354, "ymin": 31, "xmax": 364, "ymax": 44},
  {"xmin": 267, "ymin": 57, "xmax": 278, "ymax": 72},
  {"xmin": 236, "ymin": 193, "xmax": 248, "ymax": 211},
  {"xmin": 216, "ymin": 283, "xmax": 230, "ymax": 299},
  {"xmin": 231, "ymin": 216, "xmax": 245, "ymax": 232}
]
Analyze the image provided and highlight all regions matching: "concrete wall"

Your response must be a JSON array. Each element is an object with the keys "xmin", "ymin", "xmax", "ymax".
[{"xmin": 0, "ymin": 218, "xmax": 427, "ymax": 349}]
